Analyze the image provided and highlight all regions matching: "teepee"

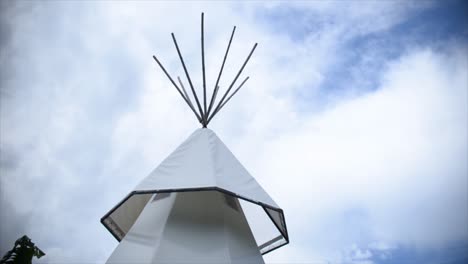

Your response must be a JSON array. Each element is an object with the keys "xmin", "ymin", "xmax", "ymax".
[{"xmin": 101, "ymin": 13, "xmax": 288, "ymax": 263}]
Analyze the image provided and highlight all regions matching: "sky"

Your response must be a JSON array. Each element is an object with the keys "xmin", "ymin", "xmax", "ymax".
[{"xmin": 0, "ymin": 1, "xmax": 467, "ymax": 263}]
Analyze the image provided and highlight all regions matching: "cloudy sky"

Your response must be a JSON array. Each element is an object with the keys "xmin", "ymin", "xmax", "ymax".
[{"xmin": 1, "ymin": 1, "xmax": 467, "ymax": 263}]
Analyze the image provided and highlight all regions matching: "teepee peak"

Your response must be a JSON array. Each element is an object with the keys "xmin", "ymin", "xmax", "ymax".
[{"xmin": 152, "ymin": 13, "xmax": 256, "ymax": 128}]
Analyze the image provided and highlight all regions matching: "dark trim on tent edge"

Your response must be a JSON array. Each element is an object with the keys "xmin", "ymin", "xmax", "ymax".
[{"xmin": 101, "ymin": 187, "xmax": 289, "ymax": 255}]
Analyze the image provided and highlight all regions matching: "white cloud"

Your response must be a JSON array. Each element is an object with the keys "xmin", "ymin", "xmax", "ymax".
[{"xmin": 260, "ymin": 47, "xmax": 467, "ymax": 262}]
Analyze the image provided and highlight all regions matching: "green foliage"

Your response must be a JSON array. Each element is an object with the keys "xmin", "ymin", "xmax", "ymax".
[{"xmin": 0, "ymin": 235, "xmax": 45, "ymax": 264}]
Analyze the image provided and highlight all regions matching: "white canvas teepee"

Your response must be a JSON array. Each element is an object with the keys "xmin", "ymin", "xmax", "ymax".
[
  {"xmin": 102, "ymin": 12, "xmax": 288, "ymax": 263},
  {"xmin": 102, "ymin": 129, "xmax": 288, "ymax": 262}
]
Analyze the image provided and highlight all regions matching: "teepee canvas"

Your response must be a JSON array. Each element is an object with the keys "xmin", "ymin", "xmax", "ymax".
[{"xmin": 102, "ymin": 13, "xmax": 288, "ymax": 263}]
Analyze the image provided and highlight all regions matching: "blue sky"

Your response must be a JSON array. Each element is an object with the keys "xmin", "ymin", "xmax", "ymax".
[{"xmin": 0, "ymin": 1, "xmax": 467, "ymax": 263}]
